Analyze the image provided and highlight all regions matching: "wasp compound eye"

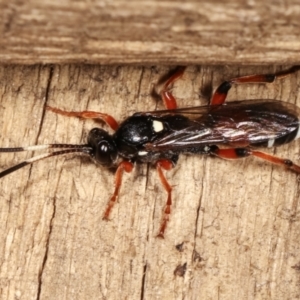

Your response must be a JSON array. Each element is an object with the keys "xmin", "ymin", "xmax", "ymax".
[{"xmin": 88, "ymin": 128, "xmax": 118, "ymax": 167}]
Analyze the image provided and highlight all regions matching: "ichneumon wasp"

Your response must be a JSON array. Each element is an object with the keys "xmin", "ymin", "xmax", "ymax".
[{"xmin": 1, "ymin": 66, "xmax": 300, "ymax": 237}]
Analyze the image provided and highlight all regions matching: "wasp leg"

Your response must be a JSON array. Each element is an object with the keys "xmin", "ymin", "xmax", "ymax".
[
  {"xmin": 103, "ymin": 161, "xmax": 134, "ymax": 220},
  {"xmin": 46, "ymin": 106, "xmax": 119, "ymax": 131},
  {"xmin": 209, "ymin": 146, "xmax": 252, "ymax": 159},
  {"xmin": 210, "ymin": 66, "xmax": 300, "ymax": 106},
  {"xmin": 159, "ymin": 67, "xmax": 186, "ymax": 110},
  {"xmin": 156, "ymin": 159, "xmax": 175, "ymax": 238},
  {"xmin": 209, "ymin": 145, "xmax": 300, "ymax": 173},
  {"xmin": 251, "ymin": 150, "xmax": 300, "ymax": 173}
]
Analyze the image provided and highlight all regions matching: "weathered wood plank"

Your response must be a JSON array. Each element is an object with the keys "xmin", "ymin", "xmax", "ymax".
[
  {"xmin": 1, "ymin": 1, "xmax": 300, "ymax": 65},
  {"xmin": 0, "ymin": 65, "xmax": 299, "ymax": 299}
]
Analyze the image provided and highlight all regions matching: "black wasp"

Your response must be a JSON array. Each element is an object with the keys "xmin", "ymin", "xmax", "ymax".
[{"xmin": 1, "ymin": 66, "xmax": 300, "ymax": 237}]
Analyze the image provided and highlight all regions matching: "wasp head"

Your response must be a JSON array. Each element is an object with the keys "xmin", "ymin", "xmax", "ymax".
[{"xmin": 88, "ymin": 128, "xmax": 118, "ymax": 167}]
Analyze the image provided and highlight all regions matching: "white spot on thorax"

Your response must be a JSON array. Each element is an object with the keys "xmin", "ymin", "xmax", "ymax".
[
  {"xmin": 152, "ymin": 120, "xmax": 164, "ymax": 132},
  {"xmin": 138, "ymin": 151, "xmax": 148, "ymax": 156}
]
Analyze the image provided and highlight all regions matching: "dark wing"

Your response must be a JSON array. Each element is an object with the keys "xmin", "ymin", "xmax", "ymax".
[
  {"xmin": 144, "ymin": 100, "xmax": 300, "ymax": 151},
  {"xmin": 145, "ymin": 126, "xmax": 223, "ymax": 149}
]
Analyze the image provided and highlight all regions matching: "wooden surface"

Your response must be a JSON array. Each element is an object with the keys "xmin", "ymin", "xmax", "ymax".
[
  {"xmin": 1, "ymin": 0, "xmax": 300, "ymax": 65},
  {"xmin": 0, "ymin": 65, "xmax": 299, "ymax": 299}
]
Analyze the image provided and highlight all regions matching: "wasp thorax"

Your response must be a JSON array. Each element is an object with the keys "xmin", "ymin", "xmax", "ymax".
[{"xmin": 88, "ymin": 128, "xmax": 118, "ymax": 167}]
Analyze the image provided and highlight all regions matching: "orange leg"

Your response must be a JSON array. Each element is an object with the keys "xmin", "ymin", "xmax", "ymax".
[
  {"xmin": 160, "ymin": 67, "xmax": 186, "ymax": 110},
  {"xmin": 47, "ymin": 106, "xmax": 119, "ymax": 131},
  {"xmin": 156, "ymin": 159, "xmax": 174, "ymax": 238},
  {"xmin": 251, "ymin": 150, "xmax": 300, "ymax": 173},
  {"xmin": 210, "ymin": 66, "xmax": 300, "ymax": 106},
  {"xmin": 103, "ymin": 161, "xmax": 134, "ymax": 220},
  {"xmin": 209, "ymin": 145, "xmax": 300, "ymax": 173}
]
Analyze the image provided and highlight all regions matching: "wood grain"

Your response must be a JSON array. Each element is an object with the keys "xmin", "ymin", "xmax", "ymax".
[
  {"xmin": 1, "ymin": 0, "xmax": 300, "ymax": 65},
  {"xmin": 0, "ymin": 65, "xmax": 299, "ymax": 299}
]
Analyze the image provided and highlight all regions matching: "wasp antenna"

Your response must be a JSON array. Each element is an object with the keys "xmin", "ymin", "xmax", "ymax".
[
  {"xmin": 0, "ymin": 147, "xmax": 92, "ymax": 178},
  {"xmin": 0, "ymin": 144, "xmax": 90, "ymax": 153}
]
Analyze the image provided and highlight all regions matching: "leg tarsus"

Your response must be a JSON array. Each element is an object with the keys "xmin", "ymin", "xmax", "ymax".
[
  {"xmin": 103, "ymin": 161, "xmax": 133, "ymax": 220},
  {"xmin": 251, "ymin": 150, "xmax": 300, "ymax": 173},
  {"xmin": 156, "ymin": 159, "xmax": 174, "ymax": 238},
  {"xmin": 160, "ymin": 67, "xmax": 186, "ymax": 110},
  {"xmin": 275, "ymin": 65, "xmax": 300, "ymax": 80}
]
